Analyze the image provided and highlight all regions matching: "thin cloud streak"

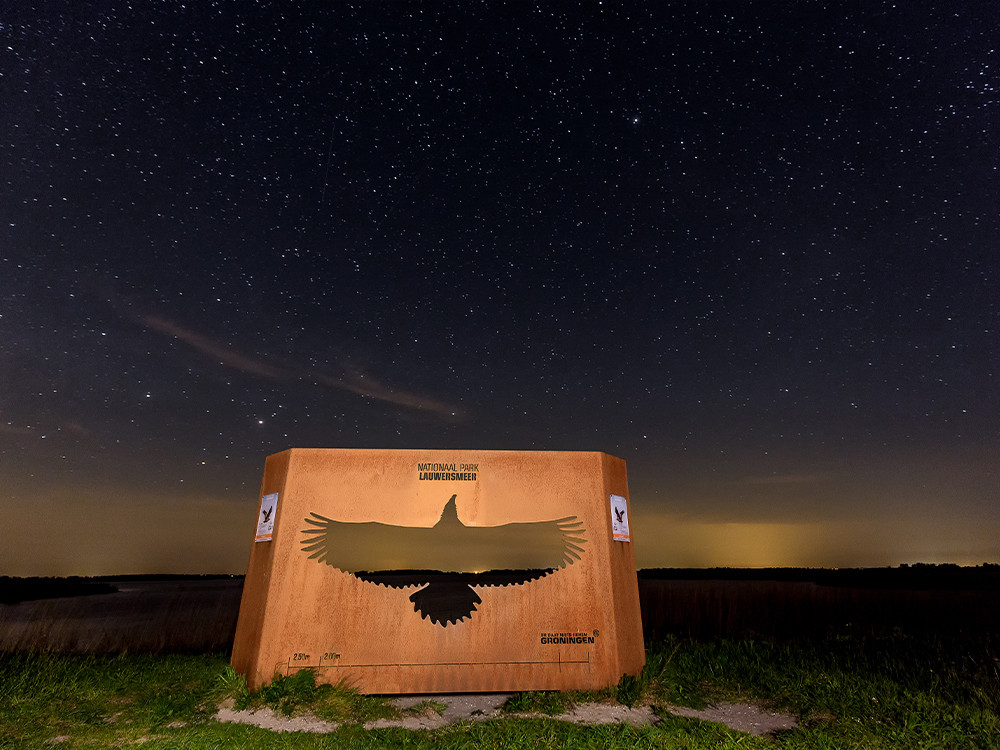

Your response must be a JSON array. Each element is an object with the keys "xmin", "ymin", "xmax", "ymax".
[
  {"xmin": 139, "ymin": 315, "xmax": 287, "ymax": 380},
  {"xmin": 139, "ymin": 315, "xmax": 462, "ymax": 419},
  {"xmin": 314, "ymin": 369, "xmax": 460, "ymax": 419}
]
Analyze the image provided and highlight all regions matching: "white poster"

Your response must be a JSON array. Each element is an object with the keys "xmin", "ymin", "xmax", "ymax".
[
  {"xmin": 255, "ymin": 492, "xmax": 278, "ymax": 542},
  {"xmin": 610, "ymin": 494, "xmax": 630, "ymax": 542}
]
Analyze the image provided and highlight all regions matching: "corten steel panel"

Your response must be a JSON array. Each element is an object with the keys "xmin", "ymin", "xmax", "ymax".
[{"xmin": 231, "ymin": 449, "xmax": 644, "ymax": 693}]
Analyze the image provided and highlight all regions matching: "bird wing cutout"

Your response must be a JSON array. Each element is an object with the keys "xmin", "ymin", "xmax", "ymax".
[{"xmin": 300, "ymin": 495, "xmax": 586, "ymax": 576}]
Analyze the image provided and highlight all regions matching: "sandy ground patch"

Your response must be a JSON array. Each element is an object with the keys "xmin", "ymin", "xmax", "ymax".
[
  {"xmin": 542, "ymin": 701, "xmax": 660, "ymax": 728},
  {"xmin": 215, "ymin": 700, "xmax": 340, "ymax": 734},
  {"xmin": 665, "ymin": 702, "xmax": 799, "ymax": 735},
  {"xmin": 215, "ymin": 694, "xmax": 798, "ymax": 735},
  {"xmin": 368, "ymin": 693, "xmax": 511, "ymax": 730}
]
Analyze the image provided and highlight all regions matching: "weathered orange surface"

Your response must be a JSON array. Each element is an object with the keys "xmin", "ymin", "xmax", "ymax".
[{"xmin": 231, "ymin": 449, "xmax": 644, "ymax": 693}]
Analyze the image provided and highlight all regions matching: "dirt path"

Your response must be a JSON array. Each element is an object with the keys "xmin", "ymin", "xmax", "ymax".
[{"xmin": 215, "ymin": 694, "xmax": 798, "ymax": 736}]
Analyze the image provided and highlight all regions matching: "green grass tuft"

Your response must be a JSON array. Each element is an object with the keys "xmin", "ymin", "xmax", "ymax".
[
  {"xmin": 216, "ymin": 664, "xmax": 251, "ymax": 709},
  {"xmin": 213, "ymin": 667, "xmax": 400, "ymax": 724},
  {"xmin": 502, "ymin": 690, "xmax": 572, "ymax": 715},
  {"xmin": 615, "ymin": 672, "xmax": 642, "ymax": 707},
  {"xmin": 253, "ymin": 668, "xmax": 318, "ymax": 716}
]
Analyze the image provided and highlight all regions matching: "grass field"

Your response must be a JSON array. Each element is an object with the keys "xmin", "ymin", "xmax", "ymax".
[{"xmin": 2, "ymin": 631, "xmax": 998, "ymax": 749}]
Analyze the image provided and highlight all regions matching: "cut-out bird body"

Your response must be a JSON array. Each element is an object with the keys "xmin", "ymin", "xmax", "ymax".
[{"xmin": 301, "ymin": 495, "xmax": 586, "ymax": 625}]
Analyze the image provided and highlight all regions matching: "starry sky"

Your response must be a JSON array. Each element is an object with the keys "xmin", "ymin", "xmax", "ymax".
[{"xmin": 3, "ymin": 2, "xmax": 997, "ymax": 576}]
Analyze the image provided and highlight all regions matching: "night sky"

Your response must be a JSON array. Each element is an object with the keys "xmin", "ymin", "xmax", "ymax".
[{"xmin": 3, "ymin": 2, "xmax": 997, "ymax": 576}]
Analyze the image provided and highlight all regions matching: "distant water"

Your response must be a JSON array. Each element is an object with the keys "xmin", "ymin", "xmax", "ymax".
[{"xmin": 0, "ymin": 578, "xmax": 243, "ymax": 652}]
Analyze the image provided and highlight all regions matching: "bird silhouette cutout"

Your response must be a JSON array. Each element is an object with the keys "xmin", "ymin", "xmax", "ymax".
[
  {"xmin": 615, "ymin": 507, "xmax": 625, "ymax": 523},
  {"xmin": 261, "ymin": 507, "xmax": 273, "ymax": 522},
  {"xmin": 300, "ymin": 495, "xmax": 586, "ymax": 625}
]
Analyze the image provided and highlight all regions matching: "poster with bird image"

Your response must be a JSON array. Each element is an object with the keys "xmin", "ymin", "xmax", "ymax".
[{"xmin": 254, "ymin": 493, "xmax": 278, "ymax": 542}]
